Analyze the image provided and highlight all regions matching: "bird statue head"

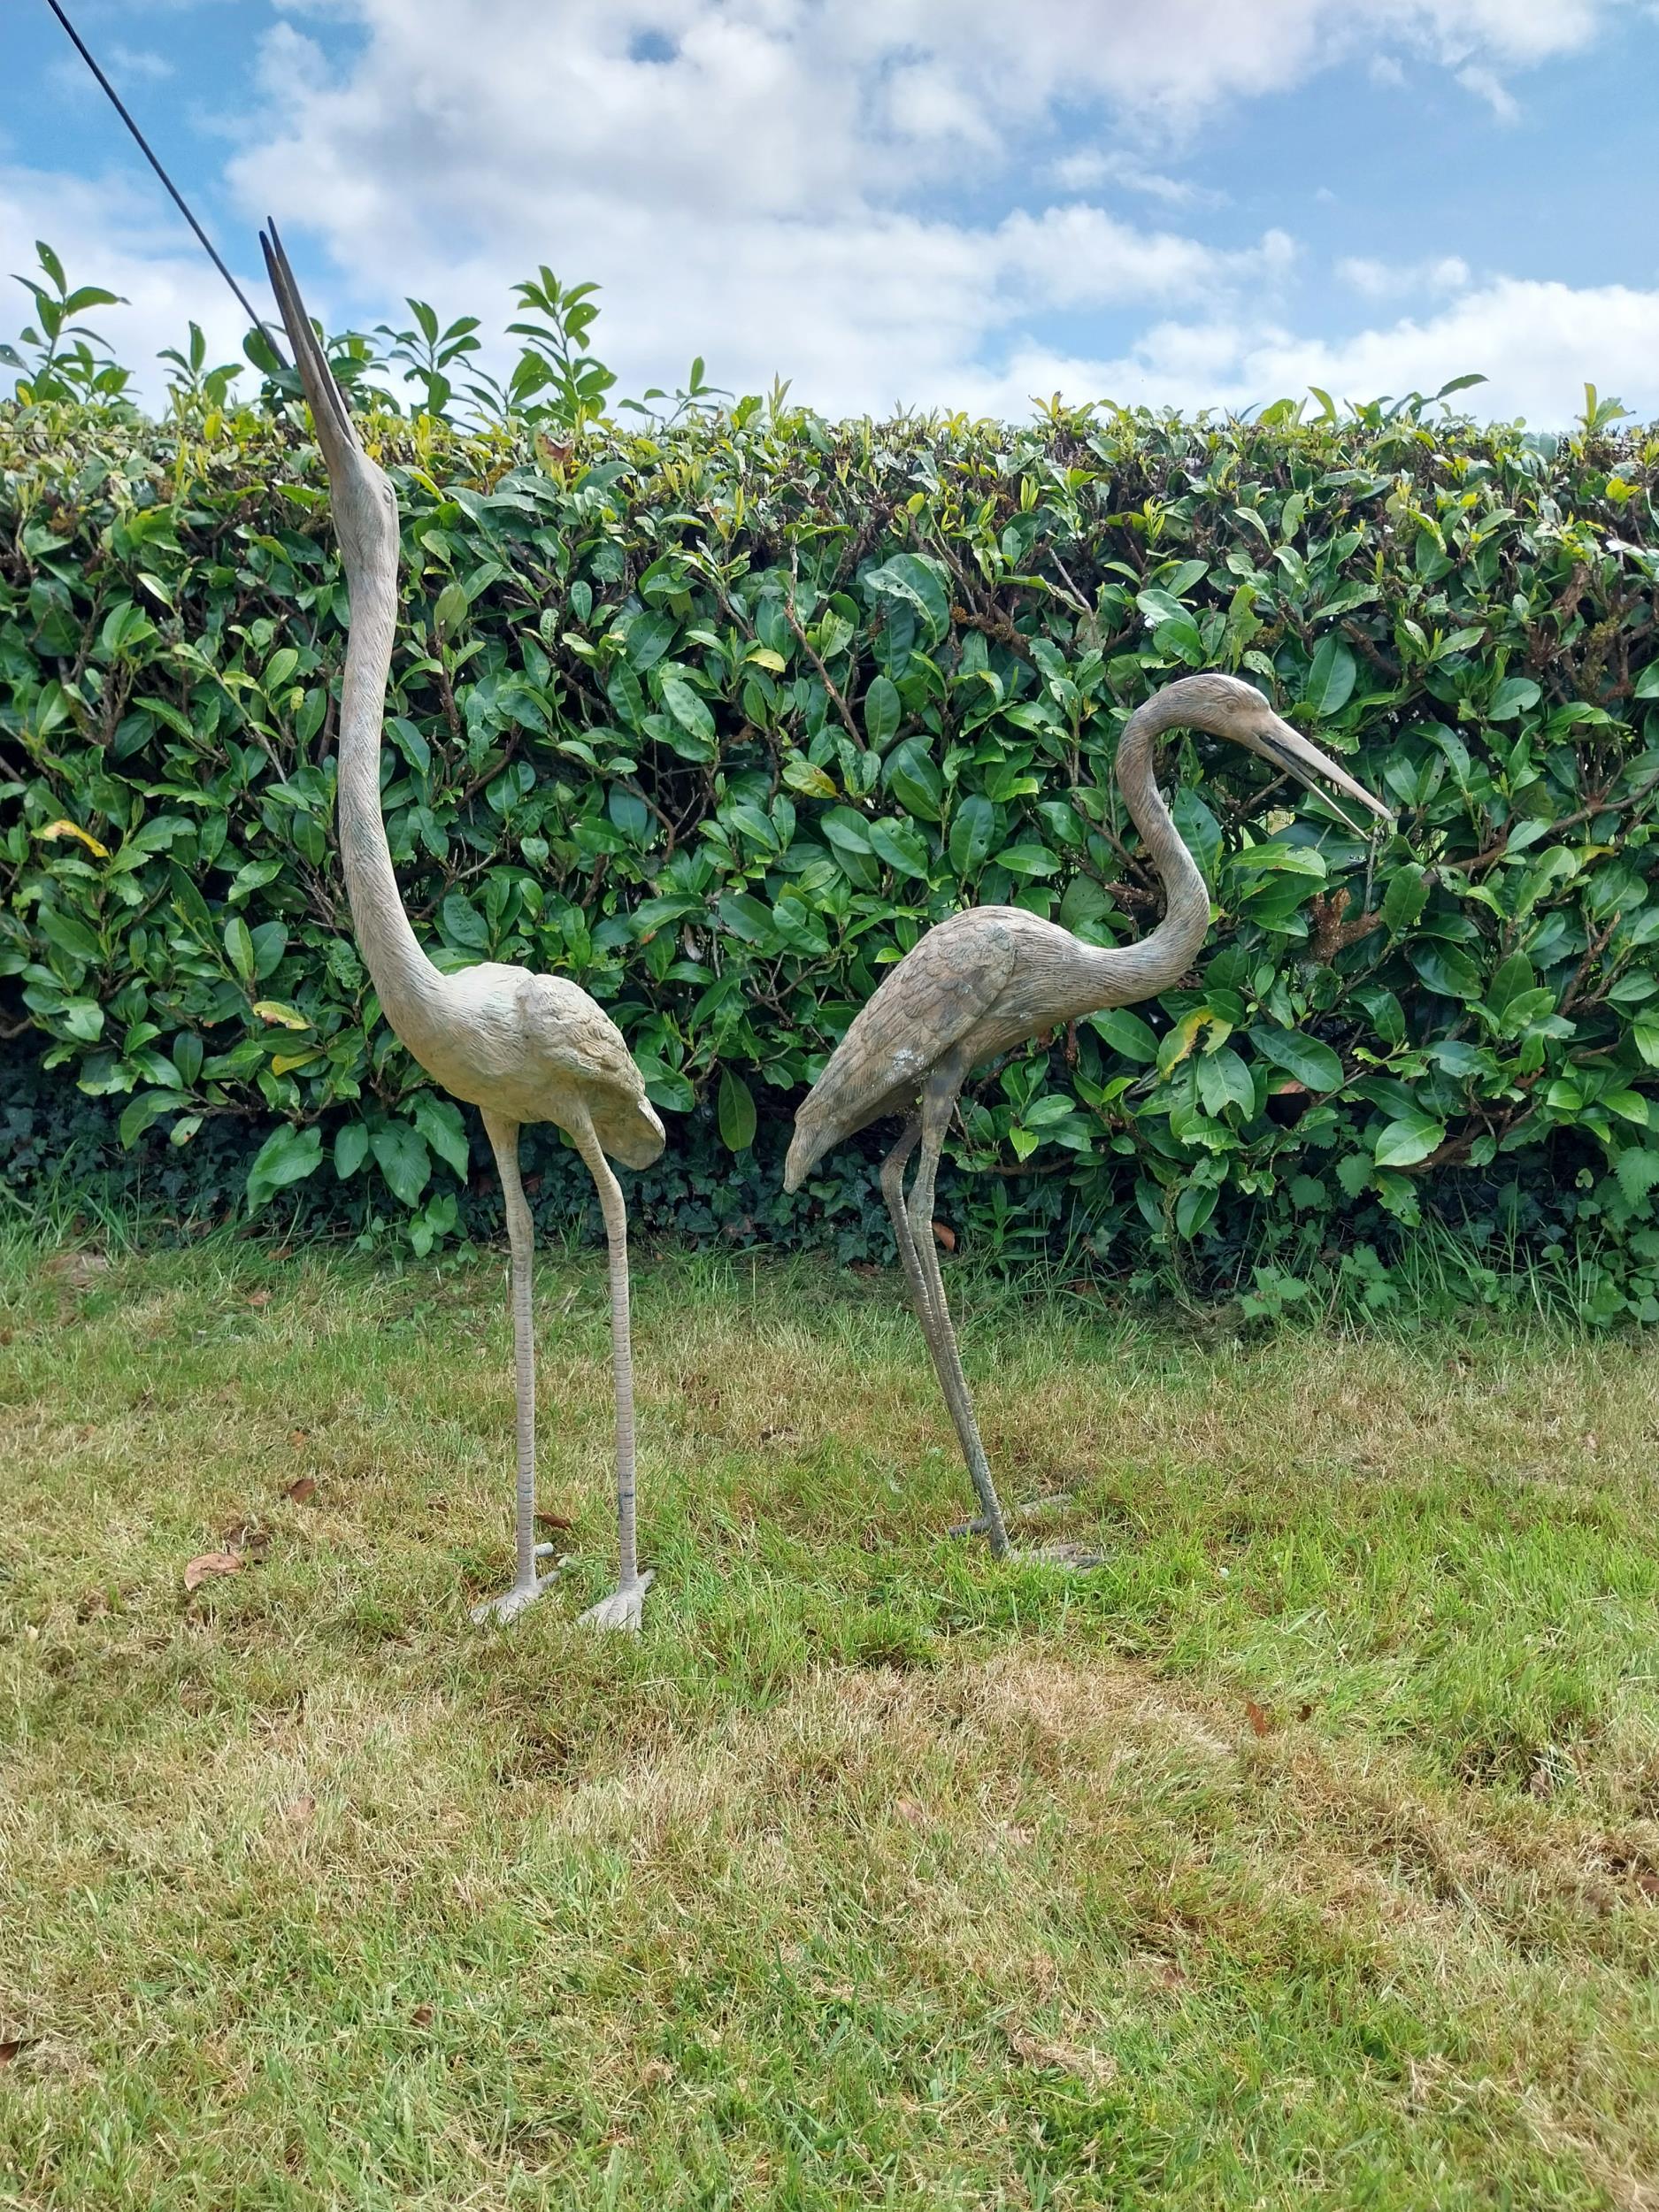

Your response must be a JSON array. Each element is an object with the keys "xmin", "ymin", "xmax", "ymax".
[
  {"xmin": 260, "ymin": 223, "xmax": 399, "ymax": 587},
  {"xmin": 1146, "ymin": 672, "xmax": 1391, "ymax": 829}
]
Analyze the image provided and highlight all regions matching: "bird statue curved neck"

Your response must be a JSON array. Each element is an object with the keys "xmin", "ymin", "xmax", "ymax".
[
  {"xmin": 785, "ymin": 669, "xmax": 1391, "ymax": 1563},
  {"xmin": 1101, "ymin": 678, "xmax": 1223, "ymax": 999},
  {"xmin": 261, "ymin": 224, "xmax": 665, "ymax": 1632}
]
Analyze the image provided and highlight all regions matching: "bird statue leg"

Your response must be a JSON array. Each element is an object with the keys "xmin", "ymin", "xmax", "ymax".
[
  {"xmin": 896, "ymin": 1082, "xmax": 1014, "ymax": 1557},
  {"xmin": 471, "ymin": 1113, "xmax": 565, "ymax": 1624},
  {"xmin": 882, "ymin": 1118, "xmax": 1007, "ymax": 1543},
  {"xmin": 881, "ymin": 1113, "xmax": 995, "ymax": 1406},
  {"xmin": 879, "ymin": 1118, "xmax": 935, "ymax": 1326},
  {"xmin": 572, "ymin": 1119, "xmax": 654, "ymax": 1633},
  {"xmin": 906, "ymin": 1080, "xmax": 1100, "ymax": 1571}
]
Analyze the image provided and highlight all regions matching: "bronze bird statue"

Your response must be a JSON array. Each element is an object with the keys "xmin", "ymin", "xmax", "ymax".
[
  {"xmin": 261, "ymin": 226, "xmax": 665, "ymax": 1630},
  {"xmin": 785, "ymin": 672, "xmax": 1391, "ymax": 1560}
]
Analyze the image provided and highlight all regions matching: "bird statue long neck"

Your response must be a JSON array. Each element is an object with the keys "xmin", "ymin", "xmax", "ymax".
[
  {"xmin": 334, "ymin": 526, "xmax": 443, "ymax": 1041},
  {"xmin": 1090, "ymin": 691, "xmax": 1213, "ymax": 1005}
]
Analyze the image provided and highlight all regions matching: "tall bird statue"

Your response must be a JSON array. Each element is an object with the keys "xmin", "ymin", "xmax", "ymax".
[
  {"xmin": 261, "ymin": 227, "xmax": 665, "ymax": 1631},
  {"xmin": 785, "ymin": 672, "xmax": 1391, "ymax": 1561}
]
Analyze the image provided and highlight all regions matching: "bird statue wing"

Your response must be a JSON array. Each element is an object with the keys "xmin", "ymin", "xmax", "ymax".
[
  {"xmin": 518, "ymin": 972, "xmax": 666, "ymax": 1171},
  {"xmin": 799, "ymin": 910, "xmax": 1020, "ymax": 1147}
]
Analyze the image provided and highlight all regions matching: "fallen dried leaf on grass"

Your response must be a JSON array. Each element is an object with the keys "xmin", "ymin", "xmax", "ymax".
[
  {"xmin": 285, "ymin": 1478, "xmax": 318, "ymax": 1505},
  {"xmin": 42, "ymin": 1251, "xmax": 110, "ymax": 1293},
  {"xmin": 932, "ymin": 1220, "xmax": 956, "ymax": 1252},
  {"xmin": 220, "ymin": 1521, "xmax": 271, "ymax": 1560},
  {"xmin": 1245, "ymin": 1699, "xmax": 1273, "ymax": 1737},
  {"xmin": 247, "ymin": 1290, "xmax": 272, "ymax": 1309},
  {"xmin": 184, "ymin": 1551, "xmax": 243, "ymax": 1592},
  {"xmin": 534, "ymin": 1509, "xmax": 574, "ymax": 1533},
  {"xmin": 1006, "ymin": 2027, "xmax": 1118, "ymax": 2088}
]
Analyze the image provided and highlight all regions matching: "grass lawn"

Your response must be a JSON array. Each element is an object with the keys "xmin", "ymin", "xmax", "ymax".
[{"xmin": 3, "ymin": 1229, "xmax": 1658, "ymax": 2209}]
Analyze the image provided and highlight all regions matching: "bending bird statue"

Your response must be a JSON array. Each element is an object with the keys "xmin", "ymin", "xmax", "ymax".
[
  {"xmin": 784, "ymin": 672, "xmax": 1391, "ymax": 1561},
  {"xmin": 262, "ymin": 226, "xmax": 664, "ymax": 1631}
]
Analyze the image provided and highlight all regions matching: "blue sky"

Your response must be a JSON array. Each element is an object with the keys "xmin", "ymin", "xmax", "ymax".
[{"xmin": 5, "ymin": 0, "xmax": 1659, "ymax": 421}]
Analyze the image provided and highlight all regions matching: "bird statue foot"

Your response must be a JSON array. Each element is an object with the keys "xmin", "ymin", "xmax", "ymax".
[
  {"xmin": 948, "ymin": 1499, "xmax": 1102, "ymax": 1570},
  {"xmin": 576, "ymin": 1569, "xmax": 655, "ymax": 1634},
  {"xmin": 1010, "ymin": 1540, "xmax": 1102, "ymax": 1571},
  {"xmin": 470, "ymin": 1544, "xmax": 566, "ymax": 1625},
  {"xmin": 948, "ymin": 1492, "xmax": 1075, "ymax": 1540}
]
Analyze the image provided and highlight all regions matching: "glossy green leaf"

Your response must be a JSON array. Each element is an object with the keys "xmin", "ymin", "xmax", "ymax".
[
  {"xmin": 1411, "ymin": 943, "xmax": 1482, "ymax": 1000},
  {"xmin": 1374, "ymin": 1111, "xmax": 1447, "ymax": 1168},
  {"xmin": 224, "ymin": 918, "xmax": 255, "ymax": 983},
  {"xmin": 1302, "ymin": 635, "xmax": 1356, "ymax": 717},
  {"xmin": 370, "ymin": 1118, "xmax": 432, "ymax": 1207},
  {"xmin": 949, "ymin": 795, "xmax": 995, "ymax": 875},
  {"xmin": 1380, "ymin": 864, "xmax": 1428, "ymax": 933},
  {"xmin": 1174, "ymin": 1183, "xmax": 1217, "ymax": 1238},
  {"xmin": 885, "ymin": 738, "xmax": 943, "ymax": 822},
  {"xmin": 1089, "ymin": 1009, "xmax": 1159, "ymax": 1063},
  {"xmin": 246, "ymin": 1124, "xmax": 323, "ymax": 1210},
  {"xmin": 1250, "ymin": 1025, "xmax": 1344, "ymax": 1091},
  {"xmin": 661, "ymin": 677, "xmax": 717, "ymax": 751},
  {"xmin": 1196, "ymin": 1048, "xmax": 1255, "ymax": 1118},
  {"xmin": 718, "ymin": 1068, "xmax": 757, "ymax": 1152},
  {"xmin": 334, "ymin": 1122, "xmax": 371, "ymax": 1179},
  {"xmin": 411, "ymin": 1093, "xmax": 471, "ymax": 1179},
  {"xmin": 868, "ymin": 818, "xmax": 929, "ymax": 879},
  {"xmin": 863, "ymin": 675, "xmax": 901, "ymax": 750},
  {"xmin": 820, "ymin": 807, "xmax": 873, "ymax": 856},
  {"xmin": 119, "ymin": 1089, "xmax": 186, "ymax": 1148},
  {"xmin": 864, "ymin": 552, "xmax": 950, "ymax": 644}
]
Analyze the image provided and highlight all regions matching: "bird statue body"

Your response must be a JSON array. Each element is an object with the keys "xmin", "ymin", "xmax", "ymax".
[
  {"xmin": 262, "ymin": 227, "xmax": 664, "ymax": 1630},
  {"xmin": 786, "ymin": 672, "xmax": 1391, "ymax": 1560}
]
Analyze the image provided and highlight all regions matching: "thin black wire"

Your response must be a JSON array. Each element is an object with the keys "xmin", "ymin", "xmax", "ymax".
[{"xmin": 42, "ymin": 0, "xmax": 289, "ymax": 366}]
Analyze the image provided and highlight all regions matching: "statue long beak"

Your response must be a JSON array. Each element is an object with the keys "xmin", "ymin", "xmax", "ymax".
[
  {"xmin": 260, "ymin": 221, "xmax": 359, "ymax": 476},
  {"xmin": 1256, "ymin": 712, "xmax": 1393, "ymax": 831}
]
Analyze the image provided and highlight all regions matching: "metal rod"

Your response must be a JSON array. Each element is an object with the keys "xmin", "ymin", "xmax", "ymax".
[{"xmin": 41, "ymin": 0, "xmax": 289, "ymax": 365}]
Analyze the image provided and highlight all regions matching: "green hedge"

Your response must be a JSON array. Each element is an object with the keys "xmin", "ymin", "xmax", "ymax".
[{"xmin": 4, "ymin": 384, "xmax": 1658, "ymax": 1310}]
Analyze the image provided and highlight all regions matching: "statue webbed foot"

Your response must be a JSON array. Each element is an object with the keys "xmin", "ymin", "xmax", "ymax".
[
  {"xmin": 470, "ymin": 1559, "xmax": 565, "ymax": 1625},
  {"xmin": 1010, "ymin": 1541, "xmax": 1102, "ymax": 1570},
  {"xmin": 576, "ymin": 1568, "xmax": 655, "ymax": 1633}
]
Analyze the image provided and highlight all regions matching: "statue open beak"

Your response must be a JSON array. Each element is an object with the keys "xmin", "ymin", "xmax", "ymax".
[
  {"xmin": 1252, "ymin": 711, "xmax": 1393, "ymax": 832},
  {"xmin": 260, "ymin": 221, "xmax": 359, "ymax": 476}
]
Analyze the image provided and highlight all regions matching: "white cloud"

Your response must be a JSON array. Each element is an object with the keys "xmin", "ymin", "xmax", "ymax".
[
  {"xmin": 1048, "ymin": 150, "xmax": 1225, "ymax": 209},
  {"xmin": 109, "ymin": 45, "xmax": 176, "ymax": 81},
  {"xmin": 995, "ymin": 208, "xmax": 1292, "ymax": 312},
  {"xmin": 227, "ymin": 0, "xmax": 1640, "ymax": 253},
  {"xmin": 219, "ymin": 2, "xmax": 1320, "ymax": 415},
  {"xmin": 46, "ymin": 42, "xmax": 174, "ymax": 102},
  {"xmin": 6, "ymin": 0, "xmax": 1654, "ymax": 425},
  {"xmin": 1455, "ymin": 62, "xmax": 1523, "ymax": 117},
  {"xmin": 1234, "ymin": 276, "xmax": 1659, "ymax": 419},
  {"xmin": 959, "ymin": 277, "xmax": 1659, "ymax": 423},
  {"xmin": 1337, "ymin": 253, "xmax": 1471, "ymax": 298}
]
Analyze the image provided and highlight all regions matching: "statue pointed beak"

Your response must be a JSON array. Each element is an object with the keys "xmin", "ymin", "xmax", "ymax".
[
  {"xmin": 782, "ymin": 1117, "xmax": 821, "ymax": 1194},
  {"xmin": 260, "ymin": 221, "xmax": 359, "ymax": 477},
  {"xmin": 1254, "ymin": 712, "xmax": 1393, "ymax": 831}
]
